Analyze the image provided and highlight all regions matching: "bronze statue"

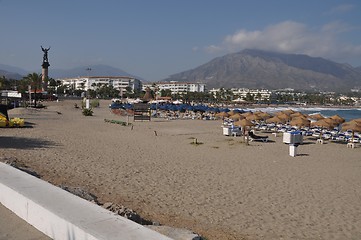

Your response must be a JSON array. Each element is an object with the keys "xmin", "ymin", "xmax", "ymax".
[{"xmin": 41, "ymin": 46, "xmax": 50, "ymax": 62}]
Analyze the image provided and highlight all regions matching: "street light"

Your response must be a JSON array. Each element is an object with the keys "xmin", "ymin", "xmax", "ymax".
[{"xmin": 86, "ymin": 68, "xmax": 92, "ymax": 98}]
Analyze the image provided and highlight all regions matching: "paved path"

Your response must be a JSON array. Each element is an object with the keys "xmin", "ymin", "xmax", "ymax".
[{"xmin": 0, "ymin": 203, "xmax": 51, "ymax": 240}]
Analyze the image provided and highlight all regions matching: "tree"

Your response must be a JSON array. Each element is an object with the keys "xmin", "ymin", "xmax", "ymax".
[
  {"xmin": 23, "ymin": 73, "xmax": 42, "ymax": 108},
  {"xmin": 0, "ymin": 76, "xmax": 12, "ymax": 90},
  {"xmin": 245, "ymin": 92, "xmax": 254, "ymax": 102},
  {"xmin": 47, "ymin": 78, "xmax": 58, "ymax": 95}
]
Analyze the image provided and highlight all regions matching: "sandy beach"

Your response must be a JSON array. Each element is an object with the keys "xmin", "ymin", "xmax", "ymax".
[{"xmin": 1, "ymin": 99, "xmax": 361, "ymax": 240}]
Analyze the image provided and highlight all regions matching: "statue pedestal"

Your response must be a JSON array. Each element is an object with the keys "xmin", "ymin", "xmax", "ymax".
[
  {"xmin": 42, "ymin": 62, "xmax": 50, "ymax": 68},
  {"xmin": 41, "ymin": 62, "xmax": 50, "ymax": 92}
]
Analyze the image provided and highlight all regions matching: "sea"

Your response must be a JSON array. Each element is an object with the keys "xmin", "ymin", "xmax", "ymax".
[{"xmin": 241, "ymin": 106, "xmax": 361, "ymax": 122}]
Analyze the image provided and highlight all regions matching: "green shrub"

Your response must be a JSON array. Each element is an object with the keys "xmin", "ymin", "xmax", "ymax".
[
  {"xmin": 82, "ymin": 108, "xmax": 93, "ymax": 116},
  {"xmin": 91, "ymin": 99, "xmax": 100, "ymax": 108}
]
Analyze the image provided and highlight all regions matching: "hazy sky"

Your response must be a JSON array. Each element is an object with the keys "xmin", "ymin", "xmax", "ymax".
[{"xmin": 1, "ymin": 0, "xmax": 360, "ymax": 80}]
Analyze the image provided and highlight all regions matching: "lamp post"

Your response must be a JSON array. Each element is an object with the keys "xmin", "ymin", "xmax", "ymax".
[
  {"xmin": 155, "ymin": 86, "xmax": 159, "ymax": 118},
  {"xmin": 86, "ymin": 67, "xmax": 92, "ymax": 98}
]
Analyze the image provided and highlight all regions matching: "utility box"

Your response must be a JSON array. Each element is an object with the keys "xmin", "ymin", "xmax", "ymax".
[
  {"xmin": 283, "ymin": 131, "xmax": 303, "ymax": 145},
  {"xmin": 289, "ymin": 144, "xmax": 298, "ymax": 157}
]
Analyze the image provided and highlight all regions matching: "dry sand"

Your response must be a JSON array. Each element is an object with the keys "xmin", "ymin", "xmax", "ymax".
[{"xmin": 1, "ymin": 100, "xmax": 361, "ymax": 240}]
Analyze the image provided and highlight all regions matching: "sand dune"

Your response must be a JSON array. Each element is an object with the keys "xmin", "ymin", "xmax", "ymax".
[{"xmin": 1, "ymin": 100, "xmax": 361, "ymax": 240}]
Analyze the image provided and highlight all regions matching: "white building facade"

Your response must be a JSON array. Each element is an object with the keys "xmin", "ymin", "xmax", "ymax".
[
  {"xmin": 143, "ymin": 81, "xmax": 206, "ymax": 95},
  {"xmin": 59, "ymin": 76, "xmax": 142, "ymax": 93},
  {"xmin": 209, "ymin": 88, "xmax": 272, "ymax": 100}
]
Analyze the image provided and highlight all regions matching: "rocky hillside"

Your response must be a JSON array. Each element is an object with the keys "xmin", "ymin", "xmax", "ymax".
[{"xmin": 165, "ymin": 49, "xmax": 361, "ymax": 92}]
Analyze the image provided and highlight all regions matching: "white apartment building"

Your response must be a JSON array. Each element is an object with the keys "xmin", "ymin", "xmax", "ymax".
[
  {"xmin": 209, "ymin": 88, "xmax": 271, "ymax": 100},
  {"xmin": 143, "ymin": 81, "xmax": 206, "ymax": 94},
  {"xmin": 59, "ymin": 76, "xmax": 142, "ymax": 93}
]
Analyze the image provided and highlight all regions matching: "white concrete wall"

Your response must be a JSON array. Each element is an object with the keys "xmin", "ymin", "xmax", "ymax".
[{"xmin": 0, "ymin": 163, "xmax": 173, "ymax": 240}]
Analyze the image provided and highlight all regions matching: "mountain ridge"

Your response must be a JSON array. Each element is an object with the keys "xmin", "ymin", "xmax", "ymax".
[
  {"xmin": 2, "ymin": 49, "xmax": 361, "ymax": 91},
  {"xmin": 0, "ymin": 64, "xmax": 143, "ymax": 81},
  {"xmin": 165, "ymin": 49, "xmax": 361, "ymax": 91}
]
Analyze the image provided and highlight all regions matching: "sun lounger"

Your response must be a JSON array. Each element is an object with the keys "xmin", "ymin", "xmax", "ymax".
[{"xmin": 248, "ymin": 131, "xmax": 269, "ymax": 142}]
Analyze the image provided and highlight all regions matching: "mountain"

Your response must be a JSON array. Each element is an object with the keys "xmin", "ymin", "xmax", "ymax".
[
  {"xmin": 0, "ymin": 64, "xmax": 28, "ymax": 79},
  {"xmin": 49, "ymin": 64, "xmax": 141, "ymax": 79},
  {"xmin": 0, "ymin": 69, "xmax": 23, "ymax": 80},
  {"xmin": 0, "ymin": 63, "xmax": 144, "ymax": 81},
  {"xmin": 165, "ymin": 49, "xmax": 361, "ymax": 92},
  {"xmin": 356, "ymin": 66, "xmax": 361, "ymax": 74},
  {"xmin": 0, "ymin": 64, "xmax": 28, "ymax": 76}
]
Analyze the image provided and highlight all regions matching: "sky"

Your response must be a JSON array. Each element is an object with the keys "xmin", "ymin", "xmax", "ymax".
[{"xmin": 1, "ymin": 0, "xmax": 361, "ymax": 81}]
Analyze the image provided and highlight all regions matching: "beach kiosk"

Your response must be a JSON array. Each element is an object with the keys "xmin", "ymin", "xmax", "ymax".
[{"xmin": 283, "ymin": 131, "xmax": 303, "ymax": 157}]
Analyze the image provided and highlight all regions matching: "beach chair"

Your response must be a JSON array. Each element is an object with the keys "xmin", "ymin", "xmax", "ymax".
[{"xmin": 248, "ymin": 130, "xmax": 268, "ymax": 142}]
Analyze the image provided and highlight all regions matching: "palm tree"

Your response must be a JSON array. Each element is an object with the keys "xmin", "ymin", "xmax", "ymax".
[{"xmin": 23, "ymin": 73, "xmax": 42, "ymax": 108}]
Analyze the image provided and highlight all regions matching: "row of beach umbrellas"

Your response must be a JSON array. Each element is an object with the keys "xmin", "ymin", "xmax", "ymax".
[
  {"xmin": 223, "ymin": 108, "xmax": 361, "ymax": 138},
  {"xmin": 110, "ymin": 102, "xmax": 361, "ymax": 137}
]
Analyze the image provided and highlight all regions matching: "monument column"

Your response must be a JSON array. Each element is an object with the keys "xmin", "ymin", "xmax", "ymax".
[{"xmin": 41, "ymin": 46, "xmax": 50, "ymax": 92}]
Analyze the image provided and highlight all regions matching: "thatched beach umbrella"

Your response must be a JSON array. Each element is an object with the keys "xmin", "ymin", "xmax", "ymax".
[
  {"xmin": 341, "ymin": 121, "xmax": 361, "ymax": 143},
  {"xmin": 142, "ymin": 87, "xmax": 153, "ymax": 102},
  {"xmin": 352, "ymin": 118, "xmax": 361, "ymax": 124},
  {"xmin": 234, "ymin": 118, "xmax": 255, "ymax": 128},
  {"xmin": 229, "ymin": 113, "xmax": 245, "ymax": 121},
  {"xmin": 290, "ymin": 112, "xmax": 306, "ymax": 119},
  {"xmin": 311, "ymin": 118, "xmax": 337, "ymax": 129},
  {"xmin": 241, "ymin": 112, "xmax": 253, "ymax": 117},
  {"xmin": 289, "ymin": 117, "xmax": 311, "ymax": 128},
  {"xmin": 277, "ymin": 113, "xmax": 291, "ymax": 122},
  {"xmin": 330, "ymin": 115, "xmax": 345, "ymax": 124},
  {"xmin": 311, "ymin": 118, "xmax": 337, "ymax": 140},
  {"xmin": 266, "ymin": 116, "xmax": 286, "ymax": 124},
  {"xmin": 308, "ymin": 113, "xmax": 325, "ymax": 121},
  {"xmin": 246, "ymin": 113, "xmax": 263, "ymax": 122},
  {"xmin": 257, "ymin": 112, "xmax": 272, "ymax": 120},
  {"xmin": 235, "ymin": 119, "xmax": 255, "ymax": 143},
  {"xmin": 323, "ymin": 118, "xmax": 339, "ymax": 126},
  {"xmin": 216, "ymin": 111, "xmax": 229, "ymax": 119},
  {"xmin": 282, "ymin": 109, "xmax": 295, "ymax": 115},
  {"xmin": 341, "ymin": 121, "xmax": 361, "ymax": 132},
  {"xmin": 228, "ymin": 110, "xmax": 236, "ymax": 116}
]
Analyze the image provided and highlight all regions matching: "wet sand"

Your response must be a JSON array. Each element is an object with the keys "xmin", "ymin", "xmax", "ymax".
[{"xmin": 1, "ymin": 100, "xmax": 361, "ymax": 240}]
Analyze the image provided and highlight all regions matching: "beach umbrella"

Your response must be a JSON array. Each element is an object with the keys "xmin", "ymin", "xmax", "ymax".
[
  {"xmin": 257, "ymin": 112, "xmax": 272, "ymax": 120},
  {"xmin": 241, "ymin": 111, "xmax": 253, "ymax": 117},
  {"xmin": 308, "ymin": 113, "xmax": 325, "ymax": 120},
  {"xmin": 228, "ymin": 110, "xmax": 236, "ymax": 116},
  {"xmin": 215, "ymin": 111, "xmax": 229, "ymax": 118},
  {"xmin": 277, "ymin": 113, "xmax": 291, "ymax": 122},
  {"xmin": 266, "ymin": 116, "xmax": 286, "ymax": 124},
  {"xmin": 235, "ymin": 118, "xmax": 255, "ymax": 144},
  {"xmin": 311, "ymin": 118, "xmax": 338, "ymax": 140},
  {"xmin": 229, "ymin": 113, "xmax": 245, "ymax": 121},
  {"xmin": 311, "ymin": 119, "xmax": 337, "ymax": 129},
  {"xmin": 341, "ymin": 121, "xmax": 361, "ymax": 132},
  {"xmin": 289, "ymin": 117, "xmax": 311, "ymax": 128},
  {"xmin": 282, "ymin": 109, "xmax": 295, "ymax": 115},
  {"xmin": 234, "ymin": 118, "xmax": 255, "ymax": 128},
  {"xmin": 323, "ymin": 118, "xmax": 339, "ymax": 126},
  {"xmin": 290, "ymin": 112, "xmax": 306, "ymax": 119},
  {"xmin": 341, "ymin": 121, "xmax": 361, "ymax": 143},
  {"xmin": 246, "ymin": 113, "xmax": 263, "ymax": 122},
  {"xmin": 352, "ymin": 118, "xmax": 361, "ymax": 124},
  {"xmin": 330, "ymin": 115, "xmax": 345, "ymax": 124}
]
